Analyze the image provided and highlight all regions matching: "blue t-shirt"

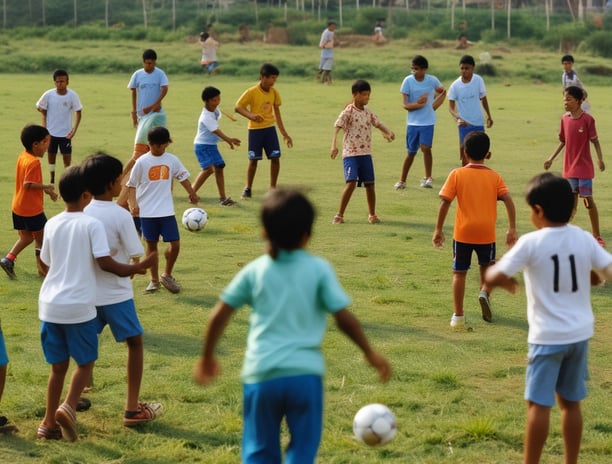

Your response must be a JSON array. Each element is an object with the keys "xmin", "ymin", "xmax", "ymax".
[
  {"xmin": 127, "ymin": 67, "xmax": 169, "ymax": 118},
  {"xmin": 221, "ymin": 249, "xmax": 351, "ymax": 384},
  {"xmin": 400, "ymin": 74, "xmax": 442, "ymax": 126}
]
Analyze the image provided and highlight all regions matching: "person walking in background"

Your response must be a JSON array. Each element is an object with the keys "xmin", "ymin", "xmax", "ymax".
[
  {"xmin": 234, "ymin": 63, "xmax": 293, "ymax": 200},
  {"xmin": 36, "ymin": 69, "xmax": 83, "ymax": 184},
  {"xmin": 330, "ymin": 79, "xmax": 395, "ymax": 225},
  {"xmin": 485, "ymin": 172, "xmax": 612, "ymax": 464},
  {"xmin": 1, "ymin": 125, "xmax": 58, "ymax": 280},
  {"xmin": 561, "ymin": 54, "xmax": 590, "ymax": 112},
  {"xmin": 433, "ymin": 131, "xmax": 517, "ymax": 329},
  {"xmin": 194, "ymin": 188, "xmax": 391, "ymax": 464},
  {"xmin": 394, "ymin": 55, "xmax": 446, "ymax": 190},
  {"xmin": 199, "ymin": 32, "xmax": 220, "ymax": 75},
  {"xmin": 544, "ymin": 85, "xmax": 605, "ymax": 247},
  {"xmin": 448, "ymin": 55, "xmax": 493, "ymax": 166},
  {"xmin": 317, "ymin": 21, "xmax": 336, "ymax": 84}
]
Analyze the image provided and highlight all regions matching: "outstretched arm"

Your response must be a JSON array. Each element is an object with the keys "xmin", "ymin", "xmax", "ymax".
[{"xmin": 194, "ymin": 301, "xmax": 234, "ymax": 385}]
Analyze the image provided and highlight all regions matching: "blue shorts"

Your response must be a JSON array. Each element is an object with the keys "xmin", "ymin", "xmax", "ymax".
[
  {"xmin": 452, "ymin": 240, "xmax": 496, "ymax": 271},
  {"xmin": 319, "ymin": 57, "xmax": 333, "ymax": 71},
  {"xmin": 406, "ymin": 125, "xmax": 434, "ymax": 154},
  {"xmin": 248, "ymin": 127, "xmax": 281, "ymax": 161},
  {"xmin": 40, "ymin": 319, "xmax": 98, "ymax": 366},
  {"xmin": 203, "ymin": 61, "xmax": 219, "ymax": 73},
  {"xmin": 567, "ymin": 178, "xmax": 593, "ymax": 197},
  {"xmin": 242, "ymin": 374, "xmax": 323, "ymax": 464},
  {"xmin": 141, "ymin": 216, "xmax": 180, "ymax": 243},
  {"xmin": 96, "ymin": 299, "xmax": 143, "ymax": 342},
  {"xmin": 0, "ymin": 320, "xmax": 8, "ymax": 366},
  {"xmin": 195, "ymin": 144, "xmax": 226, "ymax": 170},
  {"xmin": 525, "ymin": 341, "xmax": 589, "ymax": 407},
  {"xmin": 49, "ymin": 136, "xmax": 72, "ymax": 155},
  {"xmin": 458, "ymin": 125, "xmax": 484, "ymax": 145},
  {"xmin": 12, "ymin": 212, "xmax": 46, "ymax": 232},
  {"xmin": 343, "ymin": 155, "xmax": 375, "ymax": 184},
  {"xmin": 135, "ymin": 111, "xmax": 167, "ymax": 145}
]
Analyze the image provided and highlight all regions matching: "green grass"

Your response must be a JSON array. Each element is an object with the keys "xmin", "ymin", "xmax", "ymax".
[{"xmin": 1, "ymin": 41, "xmax": 612, "ymax": 463}]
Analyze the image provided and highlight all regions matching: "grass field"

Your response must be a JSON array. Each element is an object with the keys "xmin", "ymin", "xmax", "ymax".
[{"xmin": 0, "ymin": 50, "xmax": 612, "ymax": 464}]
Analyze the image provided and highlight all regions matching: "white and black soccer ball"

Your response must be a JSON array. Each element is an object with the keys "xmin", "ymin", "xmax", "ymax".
[
  {"xmin": 182, "ymin": 207, "xmax": 208, "ymax": 232},
  {"xmin": 353, "ymin": 403, "xmax": 397, "ymax": 446}
]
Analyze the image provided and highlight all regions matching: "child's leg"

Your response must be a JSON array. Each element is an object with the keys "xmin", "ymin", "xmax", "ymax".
[
  {"xmin": 41, "ymin": 360, "xmax": 70, "ymax": 429},
  {"xmin": 421, "ymin": 145, "xmax": 433, "ymax": 180},
  {"xmin": 336, "ymin": 181, "xmax": 357, "ymax": 217},
  {"xmin": 0, "ymin": 364, "xmax": 6, "ymax": 404},
  {"xmin": 557, "ymin": 395, "xmax": 582, "ymax": 464},
  {"xmin": 48, "ymin": 152, "xmax": 57, "ymax": 184},
  {"xmin": 399, "ymin": 153, "xmax": 416, "ymax": 183},
  {"xmin": 163, "ymin": 240, "xmax": 180, "ymax": 277},
  {"xmin": 570, "ymin": 193, "xmax": 578, "ymax": 221},
  {"xmin": 125, "ymin": 335, "xmax": 144, "ymax": 412},
  {"xmin": 33, "ymin": 230, "xmax": 47, "ymax": 277},
  {"xmin": 523, "ymin": 401, "xmax": 551, "ymax": 464},
  {"xmin": 63, "ymin": 361, "xmax": 95, "ymax": 414},
  {"xmin": 145, "ymin": 241, "xmax": 159, "ymax": 283},
  {"xmin": 62, "ymin": 152, "xmax": 72, "ymax": 168},
  {"xmin": 245, "ymin": 159, "xmax": 258, "ymax": 190},
  {"xmin": 193, "ymin": 167, "xmax": 214, "ymax": 194},
  {"xmin": 452, "ymin": 270, "xmax": 467, "ymax": 317},
  {"xmin": 364, "ymin": 183, "xmax": 376, "ymax": 216},
  {"xmin": 583, "ymin": 196, "xmax": 601, "ymax": 237},
  {"xmin": 6, "ymin": 230, "xmax": 35, "ymax": 259},
  {"xmin": 213, "ymin": 167, "xmax": 227, "ymax": 199},
  {"xmin": 270, "ymin": 158, "xmax": 280, "ymax": 189}
]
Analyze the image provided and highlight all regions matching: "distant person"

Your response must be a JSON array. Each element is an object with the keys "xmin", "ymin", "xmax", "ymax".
[
  {"xmin": 194, "ymin": 188, "xmax": 392, "ymax": 463},
  {"xmin": 372, "ymin": 20, "xmax": 386, "ymax": 44},
  {"xmin": 544, "ymin": 85, "xmax": 605, "ymax": 247},
  {"xmin": 234, "ymin": 63, "xmax": 293, "ymax": 200},
  {"xmin": 448, "ymin": 55, "xmax": 493, "ymax": 166},
  {"xmin": 126, "ymin": 126, "xmax": 199, "ymax": 294},
  {"xmin": 193, "ymin": 86, "xmax": 241, "ymax": 206},
  {"xmin": 36, "ymin": 69, "xmax": 83, "ymax": 184},
  {"xmin": 82, "ymin": 153, "xmax": 162, "ymax": 428},
  {"xmin": 455, "ymin": 33, "xmax": 470, "ymax": 49},
  {"xmin": 0, "ymin": 125, "xmax": 58, "ymax": 280},
  {"xmin": 394, "ymin": 55, "xmax": 446, "ymax": 190},
  {"xmin": 199, "ymin": 32, "xmax": 220, "ymax": 75},
  {"xmin": 317, "ymin": 21, "xmax": 336, "ymax": 84},
  {"xmin": 36, "ymin": 166, "xmax": 154, "ymax": 441},
  {"xmin": 330, "ymin": 79, "xmax": 395, "ymax": 224},
  {"xmin": 561, "ymin": 54, "xmax": 590, "ymax": 112},
  {"xmin": 485, "ymin": 172, "xmax": 612, "ymax": 464},
  {"xmin": 433, "ymin": 131, "xmax": 517, "ymax": 328}
]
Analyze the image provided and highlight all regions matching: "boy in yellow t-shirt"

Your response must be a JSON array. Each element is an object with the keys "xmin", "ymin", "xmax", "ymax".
[{"xmin": 432, "ymin": 132, "xmax": 517, "ymax": 328}]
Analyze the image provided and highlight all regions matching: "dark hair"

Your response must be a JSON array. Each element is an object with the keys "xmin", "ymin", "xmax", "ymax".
[
  {"xmin": 328, "ymin": 21, "xmax": 336, "ymax": 26},
  {"xmin": 261, "ymin": 189, "xmax": 315, "ymax": 259},
  {"xmin": 564, "ymin": 85, "xmax": 584, "ymax": 101},
  {"xmin": 352, "ymin": 79, "xmax": 371, "ymax": 94},
  {"xmin": 202, "ymin": 86, "xmax": 221, "ymax": 102},
  {"xmin": 200, "ymin": 32, "xmax": 208, "ymax": 40},
  {"xmin": 561, "ymin": 54, "xmax": 574, "ymax": 63},
  {"xmin": 81, "ymin": 152, "xmax": 123, "ymax": 196},
  {"xmin": 142, "ymin": 49, "xmax": 157, "ymax": 61},
  {"xmin": 412, "ymin": 55, "xmax": 429, "ymax": 69},
  {"xmin": 463, "ymin": 131, "xmax": 490, "ymax": 161},
  {"xmin": 59, "ymin": 165, "xmax": 87, "ymax": 203},
  {"xmin": 525, "ymin": 173, "xmax": 573, "ymax": 223},
  {"xmin": 260, "ymin": 63, "xmax": 280, "ymax": 77},
  {"xmin": 459, "ymin": 55, "xmax": 475, "ymax": 66},
  {"xmin": 147, "ymin": 126, "xmax": 171, "ymax": 145},
  {"xmin": 53, "ymin": 69, "xmax": 69, "ymax": 80},
  {"xmin": 20, "ymin": 124, "xmax": 49, "ymax": 152}
]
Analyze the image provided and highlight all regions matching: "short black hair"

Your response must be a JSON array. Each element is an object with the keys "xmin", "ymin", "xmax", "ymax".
[
  {"xmin": 352, "ymin": 79, "xmax": 371, "ymax": 94},
  {"xmin": 20, "ymin": 124, "xmax": 49, "ymax": 152},
  {"xmin": 142, "ymin": 49, "xmax": 157, "ymax": 61},
  {"xmin": 261, "ymin": 189, "xmax": 315, "ymax": 259},
  {"xmin": 260, "ymin": 63, "xmax": 280, "ymax": 77},
  {"xmin": 564, "ymin": 85, "xmax": 584, "ymax": 101},
  {"xmin": 59, "ymin": 165, "xmax": 87, "ymax": 203},
  {"xmin": 459, "ymin": 55, "xmax": 475, "ymax": 66},
  {"xmin": 412, "ymin": 55, "xmax": 428, "ymax": 69},
  {"xmin": 561, "ymin": 54, "xmax": 574, "ymax": 63},
  {"xmin": 81, "ymin": 152, "xmax": 123, "ymax": 196},
  {"xmin": 525, "ymin": 173, "xmax": 573, "ymax": 223},
  {"xmin": 147, "ymin": 126, "xmax": 171, "ymax": 145},
  {"xmin": 53, "ymin": 69, "xmax": 69, "ymax": 80},
  {"xmin": 464, "ymin": 131, "xmax": 490, "ymax": 161},
  {"xmin": 202, "ymin": 86, "xmax": 221, "ymax": 102}
]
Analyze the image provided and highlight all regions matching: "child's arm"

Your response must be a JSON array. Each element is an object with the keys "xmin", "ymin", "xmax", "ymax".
[
  {"xmin": 24, "ymin": 181, "xmax": 58, "ymax": 202},
  {"xmin": 375, "ymin": 122, "xmax": 395, "ymax": 143},
  {"xmin": 67, "ymin": 110, "xmax": 82, "ymax": 140},
  {"xmin": 212, "ymin": 129, "xmax": 241, "ymax": 150},
  {"xmin": 484, "ymin": 265, "xmax": 519, "ymax": 294},
  {"xmin": 481, "ymin": 96, "xmax": 494, "ymax": 128},
  {"xmin": 432, "ymin": 87, "xmax": 447, "ymax": 111},
  {"xmin": 97, "ymin": 251, "xmax": 157, "ymax": 277},
  {"xmin": 194, "ymin": 301, "xmax": 234, "ymax": 385},
  {"xmin": 142, "ymin": 85, "xmax": 168, "ymax": 115},
  {"xmin": 38, "ymin": 108, "xmax": 48, "ymax": 127},
  {"xmin": 499, "ymin": 192, "xmax": 518, "ymax": 248},
  {"xmin": 273, "ymin": 105, "xmax": 293, "ymax": 148},
  {"xmin": 591, "ymin": 138, "xmax": 605, "ymax": 172},
  {"xmin": 127, "ymin": 186, "xmax": 139, "ymax": 217},
  {"xmin": 234, "ymin": 105, "xmax": 264, "ymax": 123},
  {"xmin": 330, "ymin": 126, "xmax": 342, "ymax": 159},
  {"xmin": 130, "ymin": 89, "xmax": 138, "ymax": 128},
  {"xmin": 432, "ymin": 198, "xmax": 451, "ymax": 248},
  {"xmin": 544, "ymin": 141, "xmax": 565, "ymax": 170},
  {"xmin": 180, "ymin": 179, "xmax": 200, "ymax": 205},
  {"xmin": 333, "ymin": 308, "xmax": 392, "ymax": 383},
  {"xmin": 402, "ymin": 92, "xmax": 428, "ymax": 111}
]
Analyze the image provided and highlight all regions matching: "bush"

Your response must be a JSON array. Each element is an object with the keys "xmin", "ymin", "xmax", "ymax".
[{"xmin": 585, "ymin": 30, "xmax": 612, "ymax": 57}]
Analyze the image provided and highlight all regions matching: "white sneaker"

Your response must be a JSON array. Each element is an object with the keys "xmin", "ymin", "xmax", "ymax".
[
  {"xmin": 420, "ymin": 177, "xmax": 433, "ymax": 188},
  {"xmin": 394, "ymin": 181, "xmax": 406, "ymax": 190},
  {"xmin": 450, "ymin": 314, "xmax": 465, "ymax": 329}
]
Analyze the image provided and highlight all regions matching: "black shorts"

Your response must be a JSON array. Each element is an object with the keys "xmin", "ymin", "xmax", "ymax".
[
  {"xmin": 12, "ymin": 212, "xmax": 47, "ymax": 232},
  {"xmin": 49, "ymin": 136, "xmax": 72, "ymax": 155}
]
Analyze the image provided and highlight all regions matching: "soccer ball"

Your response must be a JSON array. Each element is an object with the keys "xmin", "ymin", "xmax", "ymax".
[
  {"xmin": 353, "ymin": 403, "xmax": 397, "ymax": 446},
  {"xmin": 182, "ymin": 207, "xmax": 208, "ymax": 232}
]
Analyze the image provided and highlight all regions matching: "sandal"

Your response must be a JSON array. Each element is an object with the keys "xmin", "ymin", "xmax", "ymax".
[
  {"xmin": 368, "ymin": 214, "xmax": 381, "ymax": 224},
  {"xmin": 123, "ymin": 402, "xmax": 163, "ymax": 427},
  {"xmin": 55, "ymin": 403, "xmax": 78, "ymax": 442},
  {"xmin": 37, "ymin": 425, "xmax": 62, "ymax": 440},
  {"xmin": 77, "ymin": 397, "xmax": 91, "ymax": 412}
]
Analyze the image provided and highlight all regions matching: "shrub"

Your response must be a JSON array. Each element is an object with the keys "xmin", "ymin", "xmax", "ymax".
[{"xmin": 585, "ymin": 30, "xmax": 612, "ymax": 58}]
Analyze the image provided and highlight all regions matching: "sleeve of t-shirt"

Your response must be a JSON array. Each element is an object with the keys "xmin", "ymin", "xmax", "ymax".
[{"xmin": 90, "ymin": 219, "xmax": 111, "ymax": 259}]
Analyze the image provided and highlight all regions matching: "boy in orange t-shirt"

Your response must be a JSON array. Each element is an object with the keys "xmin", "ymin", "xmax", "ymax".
[
  {"xmin": 432, "ymin": 131, "xmax": 517, "ymax": 328},
  {"xmin": 1, "ymin": 125, "xmax": 58, "ymax": 279}
]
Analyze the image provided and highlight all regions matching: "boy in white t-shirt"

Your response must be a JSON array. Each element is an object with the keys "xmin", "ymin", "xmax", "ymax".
[
  {"xmin": 37, "ymin": 166, "xmax": 154, "ymax": 442},
  {"xmin": 82, "ymin": 153, "xmax": 162, "ymax": 427},
  {"xmin": 126, "ymin": 126, "xmax": 199, "ymax": 294},
  {"xmin": 485, "ymin": 172, "xmax": 612, "ymax": 464}
]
